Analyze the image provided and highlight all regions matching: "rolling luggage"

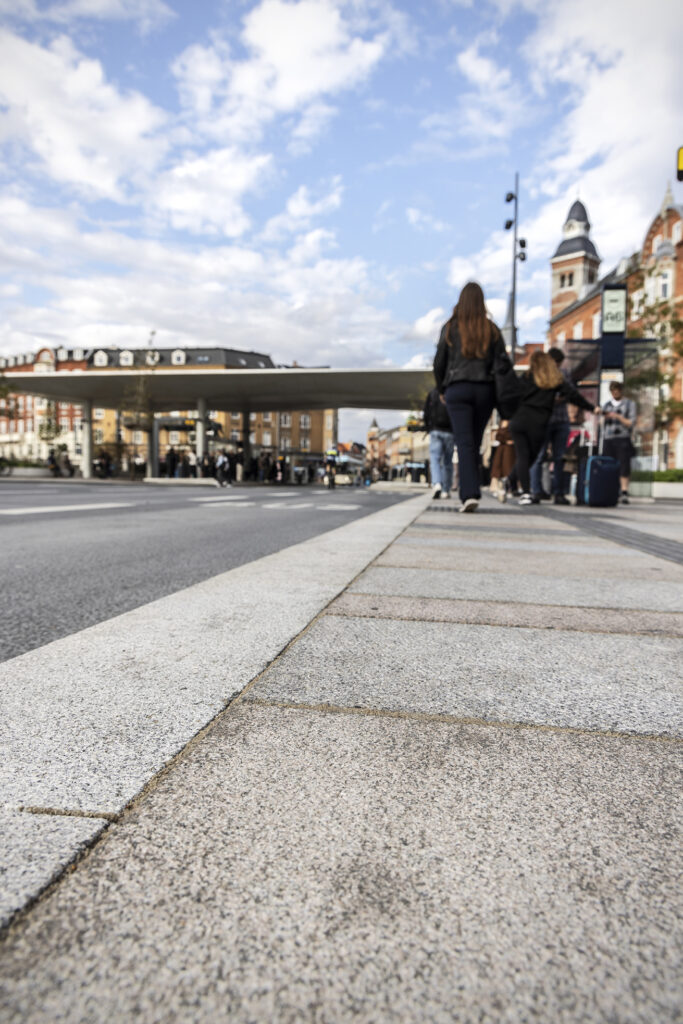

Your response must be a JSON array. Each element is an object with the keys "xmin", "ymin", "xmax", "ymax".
[{"xmin": 584, "ymin": 421, "xmax": 620, "ymax": 507}]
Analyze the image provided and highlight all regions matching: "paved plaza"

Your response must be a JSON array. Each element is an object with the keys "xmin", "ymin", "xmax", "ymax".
[{"xmin": 0, "ymin": 493, "xmax": 682, "ymax": 1022}]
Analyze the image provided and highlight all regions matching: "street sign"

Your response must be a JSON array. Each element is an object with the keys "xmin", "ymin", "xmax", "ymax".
[{"xmin": 601, "ymin": 284, "xmax": 627, "ymax": 334}]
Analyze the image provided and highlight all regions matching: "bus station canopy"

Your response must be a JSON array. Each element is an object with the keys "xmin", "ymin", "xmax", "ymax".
[{"xmin": 4, "ymin": 367, "xmax": 433, "ymax": 413}]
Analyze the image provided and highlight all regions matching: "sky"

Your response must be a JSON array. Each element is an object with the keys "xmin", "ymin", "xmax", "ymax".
[{"xmin": 0, "ymin": 0, "xmax": 681, "ymax": 442}]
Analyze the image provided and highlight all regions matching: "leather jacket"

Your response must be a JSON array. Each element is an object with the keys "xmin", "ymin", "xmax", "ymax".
[{"xmin": 433, "ymin": 319, "xmax": 509, "ymax": 393}]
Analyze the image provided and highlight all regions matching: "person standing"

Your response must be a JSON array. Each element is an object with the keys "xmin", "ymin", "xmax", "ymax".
[
  {"xmin": 433, "ymin": 281, "xmax": 510, "ymax": 513},
  {"xmin": 602, "ymin": 381, "xmax": 637, "ymax": 504},
  {"xmin": 423, "ymin": 387, "xmax": 454, "ymax": 500},
  {"xmin": 505, "ymin": 351, "xmax": 599, "ymax": 506},
  {"xmin": 529, "ymin": 347, "xmax": 572, "ymax": 505}
]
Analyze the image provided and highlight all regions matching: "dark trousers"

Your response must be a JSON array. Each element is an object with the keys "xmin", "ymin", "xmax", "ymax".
[
  {"xmin": 444, "ymin": 381, "xmax": 495, "ymax": 501},
  {"xmin": 509, "ymin": 414, "xmax": 548, "ymax": 495}
]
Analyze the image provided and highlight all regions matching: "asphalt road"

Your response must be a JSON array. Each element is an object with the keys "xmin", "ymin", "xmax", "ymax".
[{"xmin": 0, "ymin": 481, "xmax": 414, "ymax": 663}]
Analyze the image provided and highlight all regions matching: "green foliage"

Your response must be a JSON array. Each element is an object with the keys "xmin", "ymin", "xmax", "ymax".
[
  {"xmin": 626, "ymin": 264, "xmax": 683, "ymax": 427},
  {"xmin": 631, "ymin": 469, "xmax": 683, "ymax": 482},
  {"xmin": 37, "ymin": 400, "xmax": 63, "ymax": 442}
]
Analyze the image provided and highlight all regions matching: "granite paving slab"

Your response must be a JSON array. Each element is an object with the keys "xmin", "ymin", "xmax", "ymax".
[
  {"xmin": 247, "ymin": 616, "xmax": 683, "ymax": 737},
  {"xmin": 0, "ymin": 810, "xmax": 105, "ymax": 928},
  {"xmin": 0, "ymin": 705, "xmax": 680, "ymax": 1023},
  {"xmin": 400, "ymin": 531, "xmax": 613, "ymax": 554},
  {"xmin": 418, "ymin": 510, "xmax": 575, "ymax": 531},
  {"xmin": 0, "ymin": 494, "xmax": 429, "ymax": 815},
  {"xmin": 327, "ymin": 592, "xmax": 683, "ymax": 636},
  {"xmin": 376, "ymin": 543, "xmax": 683, "ymax": 581},
  {"xmin": 350, "ymin": 565, "xmax": 683, "ymax": 612}
]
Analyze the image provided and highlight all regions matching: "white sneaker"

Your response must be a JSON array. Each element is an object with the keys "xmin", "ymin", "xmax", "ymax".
[
  {"xmin": 459, "ymin": 498, "xmax": 479, "ymax": 513},
  {"xmin": 442, "ymin": 491, "xmax": 450, "ymax": 500},
  {"xmin": 432, "ymin": 484, "xmax": 441, "ymax": 500},
  {"xmin": 518, "ymin": 493, "xmax": 533, "ymax": 506}
]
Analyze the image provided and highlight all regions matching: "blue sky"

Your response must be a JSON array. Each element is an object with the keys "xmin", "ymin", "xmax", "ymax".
[{"xmin": 0, "ymin": 0, "xmax": 681, "ymax": 440}]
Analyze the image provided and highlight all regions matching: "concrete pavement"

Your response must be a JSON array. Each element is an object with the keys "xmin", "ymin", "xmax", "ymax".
[{"xmin": 0, "ymin": 493, "xmax": 682, "ymax": 1022}]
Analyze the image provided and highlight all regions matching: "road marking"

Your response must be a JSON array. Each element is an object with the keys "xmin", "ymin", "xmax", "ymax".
[
  {"xmin": 262, "ymin": 502, "xmax": 313, "ymax": 510},
  {"xmin": 193, "ymin": 495, "xmax": 255, "ymax": 503},
  {"xmin": 0, "ymin": 503, "xmax": 133, "ymax": 516},
  {"xmin": 317, "ymin": 504, "xmax": 361, "ymax": 511},
  {"xmin": 197, "ymin": 501, "xmax": 255, "ymax": 508}
]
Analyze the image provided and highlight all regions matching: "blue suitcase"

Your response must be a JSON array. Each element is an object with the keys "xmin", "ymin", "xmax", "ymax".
[{"xmin": 584, "ymin": 452, "xmax": 620, "ymax": 507}]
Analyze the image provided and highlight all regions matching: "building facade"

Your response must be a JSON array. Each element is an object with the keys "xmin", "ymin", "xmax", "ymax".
[{"xmin": 548, "ymin": 188, "xmax": 683, "ymax": 469}]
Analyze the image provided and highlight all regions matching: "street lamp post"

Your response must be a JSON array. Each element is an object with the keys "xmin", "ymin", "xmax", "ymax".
[{"xmin": 504, "ymin": 172, "xmax": 527, "ymax": 365}]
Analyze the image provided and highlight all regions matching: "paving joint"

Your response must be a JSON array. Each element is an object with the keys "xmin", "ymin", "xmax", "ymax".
[
  {"xmin": 14, "ymin": 806, "xmax": 119, "ymax": 823},
  {"xmin": 245, "ymin": 696, "xmax": 683, "ymax": 744}
]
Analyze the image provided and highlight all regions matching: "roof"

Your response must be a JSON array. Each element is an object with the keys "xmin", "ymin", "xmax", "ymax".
[
  {"xmin": 552, "ymin": 236, "xmax": 599, "ymax": 259},
  {"xmin": 87, "ymin": 347, "xmax": 274, "ymax": 369},
  {"xmin": 566, "ymin": 200, "xmax": 589, "ymax": 224},
  {"xmin": 2, "ymin": 367, "xmax": 433, "ymax": 413}
]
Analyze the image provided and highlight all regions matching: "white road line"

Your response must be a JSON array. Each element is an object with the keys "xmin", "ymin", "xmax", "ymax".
[
  {"xmin": 0, "ymin": 503, "xmax": 133, "ymax": 516},
  {"xmin": 261, "ymin": 502, "xmax": 313, "ymax": 510},
  {"xmin": 198, "ymin": 501, "xmax": 256, "ymax": 508},
  {"xmin": 317, "ymin": 504, "xmax": 361, "ymax": 511},
  {"xmin": 193, "ymin": 495, "xmax": 255, "ymax": 503}
]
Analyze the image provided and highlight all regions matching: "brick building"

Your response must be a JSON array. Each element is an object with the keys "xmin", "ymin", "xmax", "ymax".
[{"xmin": 548, "ymin": 186, "xmax": 683, "ymax": 469}]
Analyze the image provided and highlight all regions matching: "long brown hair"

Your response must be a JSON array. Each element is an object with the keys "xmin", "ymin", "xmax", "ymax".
[
  {"xmin": 446, "ymin": 282, "xmax": 493, "ymax": 358},
  {"xmin": 530, "ymin": 351, "xmax": 563, "ymax": 389}
]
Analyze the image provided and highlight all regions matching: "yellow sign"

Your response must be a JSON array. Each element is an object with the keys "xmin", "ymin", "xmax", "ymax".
[{"xmin": 678, "ymin": 146, "xmax": 683, "ymax": 182}]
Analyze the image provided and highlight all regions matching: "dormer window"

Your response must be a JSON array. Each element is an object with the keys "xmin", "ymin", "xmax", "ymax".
[
  {"xmin": 119, "ymin": 350, "xmax": 134, "ymax": 367},
  {"xmin": 93, "ymin": 350, "xmax": 109, "ymax": 367},
  {"xmin": 171, "ymin": 349, "xmax": 186, "ymax": 365}
]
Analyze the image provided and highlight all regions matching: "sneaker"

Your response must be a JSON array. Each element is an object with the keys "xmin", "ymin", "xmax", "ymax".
[
  {"xmin": 432, "ymin": 484, "xmax": 441, "ymax": 500},
  {"xmin": 553, "ymin": 494, "xmax": 570, "ymax": 506},
  {"xmin": 459, "ymin": 497, "xmax": 479, "ymax": 513},
  {"xmin": 538, "ymin": 490, "xmax": 551, "ymax": 501},
  {"xmin": 442, "ymin": 491, "xmax": 450, "ymax": 500},
  {"xmin": 518, "ymin": 493, "xmax": 533, "ymax": 506},
  {"xmin": 620, "ymin": 492, "xmax": 629, "ymax": 505},
  {"xmin": 530, "ymin": 494, "xmax": 542, "ymax": 504}
]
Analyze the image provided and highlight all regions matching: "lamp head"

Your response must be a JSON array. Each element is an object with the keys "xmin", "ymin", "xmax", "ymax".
[{"xmin": 505, "ymin": 192, "xmax": 515, "ymax": 202}]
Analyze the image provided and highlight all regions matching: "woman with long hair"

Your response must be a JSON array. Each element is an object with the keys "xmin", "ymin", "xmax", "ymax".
[
  {"xmin": 433, "ymin": 281, "xmax": 509, "ymax": 512},
  {"xmin": 504, "ymin": 350, "xmax": 599, "ymax": 506}
]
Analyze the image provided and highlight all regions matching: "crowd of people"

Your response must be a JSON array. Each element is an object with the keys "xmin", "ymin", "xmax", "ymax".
[
  {"xmin": 161, "ymin": 446, "xmax": 324, "ymax": 486},
  {"xmin": 429, "ymin": 281, "xmax": 636, "ymax": 512}
]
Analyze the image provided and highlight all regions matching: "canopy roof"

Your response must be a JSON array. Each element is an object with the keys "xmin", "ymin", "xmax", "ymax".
[{"xmin": 4, "ymin": 367, "xmax": 433, "ymax": 413}]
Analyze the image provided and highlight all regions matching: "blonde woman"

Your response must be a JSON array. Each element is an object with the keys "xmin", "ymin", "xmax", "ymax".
[
  {"xmin": 505, "ymin": 351, "xmax": 599, "ymax": 506},
  {"xmin": 433, "ymin": 282, "xmax": 510, "ymax": 512}
]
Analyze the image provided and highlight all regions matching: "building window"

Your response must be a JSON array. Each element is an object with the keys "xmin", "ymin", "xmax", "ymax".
[
  {"xmin": 559, "ymin": 274, "xmax": 565, "ymax": 288},
  {"xmin": 93, "ymin": 350, "xmax": 108, "ymax": 367},
  {"xmin": 588, "ymin": 269, "xmax": 596, "ymax": 284},
  {"xmin": 280, "ymin": 413, "xmax": 291, "ymax": 427},
  {"xmin": 94, "ymin": 429, "xmax": 104, "ymax": 444},
  {"xmin": 133, "ymin": 430, "xmax": 144, "ymax": 445},
  {"xmin": 94, "ymin": 408, "xmax": 105, "ymax": 420},
  {"xmin": 168, "ymin": 431, "xmax": 180, "ymax": 444},
  {"xmin": 673, "ymin": 222, "xmax": 682, "ymax": 246},
  {"xmin": 263, "ymin": 412, "xmax": 271, "ymax": 422},
  {"xmin": 572, "ymin": 322, "xmax": 583, "ymax": 340},
  {"xmin": 171, "ymin": 349, "xmax": 186, "ymax": 365},
  {"xmin": 300, "ymin": 414, "xmax": 311, "ymax": 429},
  {"xmin": 230, "ymin": 430, "xmax": 240, "ymax": 441},
  {"xmin": 301, "ymin": 436, "xmax": 310, "ymax": 450},
  {"xmin": 660, "ymin": 271, "xmax": 672, "ymax": 300},
  {"xmin": 119, "ymin": 350, "xmax": 134, "ymax": 367},
  {"xmin": 630, "ymin": 289, "xmax": 643, "ymax": 321},
  {"xmin": 652, "ymin": 233, "xmax": 662, "ymax": 255},
  {"xmin": 281, "ymin": 435, "xmax": 291, "ymax": 449},
  {"xmin": 592, "ymin": 312, "xmax": 601, "ymax": 337},
  {"xmin": 262, "ymin": 431, "xmax": 272, "ymax": 446},
  {"xmin": 325, "ymin": 415, "xmax": 333, "ymax": 430},
  {"xmin": 567, "ymin": 271, "xmax": 574, "ymax": 287},
  {"xmin": 232, "ymin": 412, "xmax": 240, "ymax": 420},
  {"xmin": 249, "ymin": 412, "xmax": 256, "ymax": 422}
]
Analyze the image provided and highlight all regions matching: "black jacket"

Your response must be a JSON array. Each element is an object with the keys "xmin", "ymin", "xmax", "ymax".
[
  {"xmin": 423, "ymin": 388, "xmax": 453, "ymax": 432},
  {"xmin": 512, "ymin": 373, "xmax": 595, "ymax": 423},
  {"xmin": 433, "ymin": 319, "xmax": 509, "ymax": 393}
]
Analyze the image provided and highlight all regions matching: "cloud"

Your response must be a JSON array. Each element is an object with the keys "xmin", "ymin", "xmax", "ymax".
[
  {"xmin": 406, "ymin": 207, "xmax": 447, "ymax": 232},
  {"xmin": 172, "ymin": 0, "xmax": 389, "ymax": 148},
  {"xmin": 0, "ymin": 0, "xmax": 174, "ymax": 33},
  {"xmin": 262, "ymin": 177, "xmax": 344, "ymax": 239},
  {"xmin": 0, "ymin": 31, "xmax": 167, "ymax": 199},
  {"xmin": 153, "ymin": 147, "xmax": 273, "ymax": 236},
  {"xmin": 411, "ymin": 307, "xmax": 446, "ymax": 340}
]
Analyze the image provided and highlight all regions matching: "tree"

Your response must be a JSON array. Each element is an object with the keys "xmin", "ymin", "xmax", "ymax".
[
  {"xmin": 37, "ymin": 400, "xmax": 63, "ymax": 443},
  {"xmin": 627, "ymin": 264, "xmax": 683, "ymax": 426}
]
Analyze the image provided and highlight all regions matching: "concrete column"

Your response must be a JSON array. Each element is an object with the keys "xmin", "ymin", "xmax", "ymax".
[
  {"xmin": 242, "ymin": 413, "xmax": 252, "ymax": 473},
  {"xmin": 196, "ymin": 398, "xmax": 207, "ymax": 461},
  {"xmin": 81, "ymin": 399, "xmax": 93, "ymax": 479},
  {"xmin": 146, "ymin": 416, "xmax": 159, "ymax": 478}
]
